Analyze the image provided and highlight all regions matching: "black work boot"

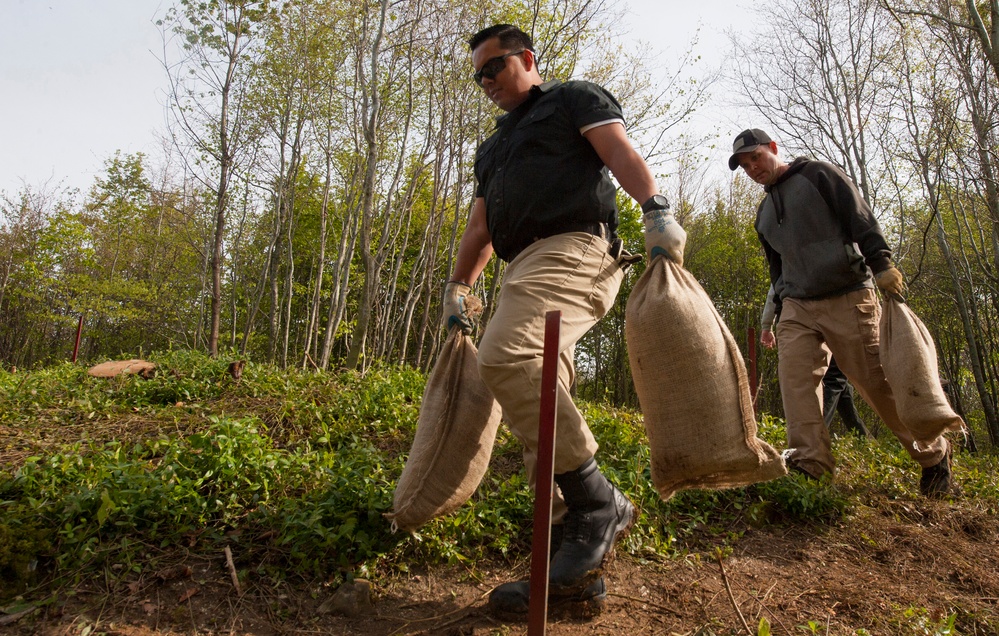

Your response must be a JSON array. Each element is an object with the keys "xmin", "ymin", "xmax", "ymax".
[
  {"xmin": 548, "ymin": 458, "xmax": 635, "ymax": 593},
  {"xmin": 488, "ymin": 576, "xmax": 606, "ymax": 618},
  {"xmin": 488, "ymin": 524, "xmax": 606, "ymax": 618},
  {"xmin": 920, "ymin": 446, "xmax": 954, "ymax": 498}
]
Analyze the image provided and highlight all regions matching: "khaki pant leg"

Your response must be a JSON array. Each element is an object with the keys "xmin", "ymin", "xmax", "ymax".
[
  {"xmin": 777, "ymin": 298, "xmax": 835, "ymax": 477},
  {"xmin": 822, "ymin": 289, "xmax": 948, "ymax": 467},
  {"xmin": 517, "ymin": 344, "xmax": 577, "ymax": 524},
  {"xmin": 478, "ymin": 232, "xmax": 625, "ymax": 482}
]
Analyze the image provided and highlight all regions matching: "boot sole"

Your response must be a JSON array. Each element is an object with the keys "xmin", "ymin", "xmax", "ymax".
[{"xmin": 489, "ymin": 588, "xmax": 607, "ymax": 621}]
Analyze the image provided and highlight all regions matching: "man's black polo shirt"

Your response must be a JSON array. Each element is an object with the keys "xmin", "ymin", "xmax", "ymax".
[{"xmin": 474, "ymin": 80, "xmax": 624, "ymax": 262}]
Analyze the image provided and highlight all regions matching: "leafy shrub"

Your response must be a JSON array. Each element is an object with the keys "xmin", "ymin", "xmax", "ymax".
[
  {"xmin": 0, "ymin": 497, "xmax": 53, "ymax": 592},
  {"xmin": 1, "ymin": 352, "xmax": 996, "ymax": 605}
]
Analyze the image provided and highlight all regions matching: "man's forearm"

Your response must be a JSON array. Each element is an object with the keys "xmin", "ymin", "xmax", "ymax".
[{"xmin": 450, "ymin": 198, "xmax": 493, "ymax": 285}]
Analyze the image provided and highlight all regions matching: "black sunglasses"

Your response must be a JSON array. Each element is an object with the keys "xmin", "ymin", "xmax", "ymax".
[{"xmin": 473, "ymin": 50, "xmax": 526, "ymax": 86}]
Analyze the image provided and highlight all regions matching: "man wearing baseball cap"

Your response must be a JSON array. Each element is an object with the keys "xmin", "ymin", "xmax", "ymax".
[
  {"xmin": 728, "ymin": 128, "xmax": 773, "ymax": 170},
  {"xmin": 730, "ymin": 128, "xmax": 954, "ymax": 497}
]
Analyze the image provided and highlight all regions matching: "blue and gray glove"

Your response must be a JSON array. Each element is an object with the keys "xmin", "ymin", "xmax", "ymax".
[
  {"xmin": 642, "ymin": 194, "xmax": 686, "ymax": 266},
  {"xmin": 443, "ymin": 281, "xmax": 474, "ymax": 333}
]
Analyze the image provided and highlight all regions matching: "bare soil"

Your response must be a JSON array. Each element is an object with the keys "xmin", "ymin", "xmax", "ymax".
[{"xmin": 5, "ymin": 493, "xmax": 998, "ymax": 636}]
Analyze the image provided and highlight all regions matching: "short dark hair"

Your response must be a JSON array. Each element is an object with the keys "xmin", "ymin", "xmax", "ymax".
[{"xmin": 468, "ymin": 24, "xmax": 534, "ymax": 52}]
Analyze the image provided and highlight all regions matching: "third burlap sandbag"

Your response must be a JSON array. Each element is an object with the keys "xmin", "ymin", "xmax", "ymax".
[
  {"xmin": 386, "ymin": 296, "xmax": 502, "ymax": 532},
  {"xmin": 626, "ymin": 257, "xmax": 786, "ymax": 500},
  {"xmin": 879, "ymin": 297, "xmax": 964, "ymax": 445}
]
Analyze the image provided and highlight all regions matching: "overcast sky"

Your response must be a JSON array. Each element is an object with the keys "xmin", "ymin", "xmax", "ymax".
[{"xmin": 0, "ymin": 0, "xmax": 751, "ymax": 196}]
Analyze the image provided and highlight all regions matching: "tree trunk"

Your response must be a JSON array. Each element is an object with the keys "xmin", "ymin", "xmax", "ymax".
[{"xmin": 345, "ymin": 0, "xmax": 389, "ymax": 370}]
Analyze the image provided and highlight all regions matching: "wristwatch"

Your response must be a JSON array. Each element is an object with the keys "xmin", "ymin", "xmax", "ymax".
[{"xmin": 641, "ymin": 194, "xmax": 670, "ymax": 214}]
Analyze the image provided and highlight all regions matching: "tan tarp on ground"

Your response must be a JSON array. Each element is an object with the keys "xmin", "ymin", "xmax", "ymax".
[
  {"xmin": 87, "ymin": 359, "xmax": 157, "ymax": 378},
  {"xmin": 626, "ymin": 258, "xmax": 786, "ymax": 500},
  {"xmin": 387, "ymin": 297, "xmax": 502, "ymax": 532},
  {"xmin": 879, "ymin": 298, "xmax": 965, "ymax": 445}
]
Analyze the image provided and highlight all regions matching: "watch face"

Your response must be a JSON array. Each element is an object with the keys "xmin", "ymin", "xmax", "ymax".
[{"xmin": 644, "ymin": 194, "xmax": 669, "ymax": 212}]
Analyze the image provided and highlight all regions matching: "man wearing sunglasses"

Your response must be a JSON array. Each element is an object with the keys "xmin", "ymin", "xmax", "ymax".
[{"xmin": 442, "ymin": 23, "xmax": 686, "ymax": 617}]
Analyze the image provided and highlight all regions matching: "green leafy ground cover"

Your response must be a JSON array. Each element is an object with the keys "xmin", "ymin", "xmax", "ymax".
[{"xmin": 0, "ymin": 351, "xmax": 997, "ymax": 635}]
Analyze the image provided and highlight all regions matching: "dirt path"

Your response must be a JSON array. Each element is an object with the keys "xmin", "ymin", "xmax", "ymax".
[{"xmin": 9, "ymin": 495, "xmax": 998, "ymax": 636}]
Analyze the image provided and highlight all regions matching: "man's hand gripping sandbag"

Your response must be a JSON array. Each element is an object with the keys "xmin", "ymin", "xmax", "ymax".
[
  {"xmin": 642, "ymin": 194, "xmax": 686, "ymax": 267},
  {"xmin": 875, "ymin": 265, "xmax": 905, "ymax": 298},
  {"xmin": 443, "ymin": 281, "xmax": 475, "ymax": 333}
]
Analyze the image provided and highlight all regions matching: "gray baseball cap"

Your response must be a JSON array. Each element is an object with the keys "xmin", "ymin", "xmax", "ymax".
[{"xmin": 728, "ymin": 128, "xmax": 773, "ymax": 170}]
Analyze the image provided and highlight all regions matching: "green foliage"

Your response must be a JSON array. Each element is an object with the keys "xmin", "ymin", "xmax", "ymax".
[
  {"xmin": 754, "ymin": 471, "xmax": 848, "ymax": 520},
  {"xmin": 251, "ymin": 443, "xmax": 404, "ymax": 577},
  {"xmin": 797, "ymin": 620, "xmax": 825, "ymax": 634},
  {"xmin": 0, "ymin": 353, "xmax": 432, "ymax": 598},
  {"xmin": 2, "ymin": 354, "xmax": 998, "ymax": 613},
  {"xmin": 0, "ymin": 493, "xmax": 52, "ymax": 592},
  {"xmin": 0, "ymin": 153, "xmax": 207, "ymax": 367},
  {"xmin": 11, "ymin": 417, "xmax": 297, "ymax": 570},
  {"xmin": 757, "ymin": 617, "xmax": 771, "ymax": 635},
  {"xmin": 889, "ymin": 605, "xmax": 958, "ymax": 635},
  {"xmin": 952, "ymin": 452, "xmax": 999, "ymax": 503}
]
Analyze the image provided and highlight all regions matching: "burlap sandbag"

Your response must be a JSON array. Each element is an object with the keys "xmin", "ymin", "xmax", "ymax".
[
  {"xmin": 87, "ymin": 359, "xmax": 156, "ymax": 378},
  {"xmin": 879, "ymin": 298, "xmax": 964, "ymax": 444},
  {"xmin": 625, "ymin": 258, "xmax": 786, "ymax": 500},
  {"xmin": 387, "ymin": 308, "xmax": 502, "ymax": 532}
]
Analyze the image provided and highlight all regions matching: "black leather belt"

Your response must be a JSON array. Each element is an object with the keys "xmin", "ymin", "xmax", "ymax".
[
  {"xmin": 536, "ymin": 221, "xmax": 611, "ymax": 242},
  {"xmin": 506, "ymin": 222, "xmax": 614, "ymax": 261}
]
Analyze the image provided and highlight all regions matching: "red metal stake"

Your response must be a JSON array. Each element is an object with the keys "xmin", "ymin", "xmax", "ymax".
[
  {"xmin": 71, "ymin": 315, "xmax": 84, "ymax": 363},
  {"xmin": 748, "ymin": 326, "xmax": 758, "ymax": 414},
  {"xmin": 527, "ymin": 310, "xmax": 561, "ymax": 635}
]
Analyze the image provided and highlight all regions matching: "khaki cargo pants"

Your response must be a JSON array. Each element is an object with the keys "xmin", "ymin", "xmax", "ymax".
[
  {"xmin": 478, "ymin": 232, "xmax": 626, "ymax": 521},
  {"xmin": 776, "ymin": 287, "xmax": 949, "ymax": 477}
]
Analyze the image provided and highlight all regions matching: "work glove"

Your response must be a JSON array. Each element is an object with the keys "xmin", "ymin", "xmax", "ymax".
[
  {"xmin": 443, "ymin": 281, "xmax": 474, "ymax": 334},
  {"xmin": 643, "ymin": 208, "xmax": 686, "ymax": 267},
  {"xmin": 875, "ymin": 266, "xmax": 905, "ymax": 297}
]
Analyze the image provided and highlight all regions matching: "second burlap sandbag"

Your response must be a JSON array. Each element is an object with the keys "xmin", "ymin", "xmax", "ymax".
[
  {"xmin": 386, "ymin": 297, "xmax": 502, "ymax": 532},
  {"xmin": 879, "ymin": 297, "xmax": 964, "ymax": 445},
  {"xmin": 626, "ymin": 258, "xmax": 786, "ymax": 500}
]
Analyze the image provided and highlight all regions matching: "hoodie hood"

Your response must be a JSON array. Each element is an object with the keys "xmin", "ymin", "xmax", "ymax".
[
  {"xmin": 764, "ymin": 156, "xmax": 810, "ymax": 193},
  {"xmin": 764, "ymin": 157, "xmax": 810, "ymax": 225}
]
